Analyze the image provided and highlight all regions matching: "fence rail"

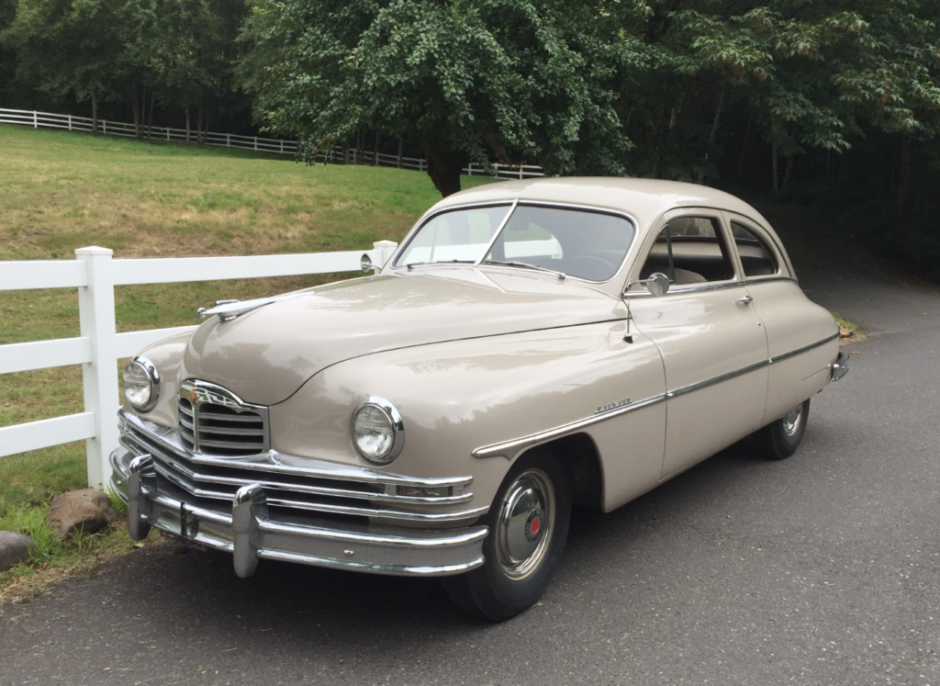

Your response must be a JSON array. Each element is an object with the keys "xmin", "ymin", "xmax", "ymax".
[
  {"xmin": 0, "ymin": 241, "xmax": 399, "ymax": 489},
  {"xmin": 0, "ymin": 107, "xmax": 545, "ymax": 180}
]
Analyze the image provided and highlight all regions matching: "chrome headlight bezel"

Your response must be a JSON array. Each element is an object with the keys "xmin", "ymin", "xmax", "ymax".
[
  {"xmin": 123, "ymin": 356, "xmax": 161, "ymax": 412},
  {"xmin": 352, "ymin": 396, "xmax": 404, "ymax": 465}
]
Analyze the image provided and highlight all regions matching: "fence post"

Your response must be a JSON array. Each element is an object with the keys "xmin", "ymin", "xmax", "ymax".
[
  {"xmin": 33, "ymin": 110, "xmax": 37, "ymax": 129},
  {"xmin": 75, "ymin": 247, "xmax": 119, "ymax": 490},
  {"xmin": 280, "ymin": 140, "xmax": 284, "ymax": 154},
  {"xmin": 68, "ymin": 115, "xmax": 72, "ymax": 131},
  {"xmin": 373, "ymin": 240, "xmax": 399, "ymax": 269},
  {"xmin": 227, "ymin": 133, "xmax": 231, "ymax": 148},
  {"xmin": 103, "ymin": 120, "xmax": 107, "ymax": 135},
  {"xmin": 254, "ymin": 136, "xmax": 258, "ymax": 151},
  {"xmin": 519, "ymin": 165, "xmax": 524, "ymax": 180}
]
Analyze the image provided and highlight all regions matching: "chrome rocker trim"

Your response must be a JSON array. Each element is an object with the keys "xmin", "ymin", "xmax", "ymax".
[
  {"xmin": 474, "ymin": 332, "xmax": 841, "ymax": 460},
  {"xmin": 110, "ymin": 448, "xmax": 488, "ymax": 578}
]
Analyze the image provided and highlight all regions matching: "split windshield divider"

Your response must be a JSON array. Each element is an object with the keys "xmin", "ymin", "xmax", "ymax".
[{"xmin": 473, "ymin": 199, "xmax": 519, "ymax": 266}]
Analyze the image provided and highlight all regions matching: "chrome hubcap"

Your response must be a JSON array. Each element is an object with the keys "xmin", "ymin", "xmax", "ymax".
[
  {"xmin": 783, "ymin": 403, "xmax": 803, "ymax": 437},
  {"xmin": 495, "ymin": 468, "xmax": 555, "ymax": 580}
]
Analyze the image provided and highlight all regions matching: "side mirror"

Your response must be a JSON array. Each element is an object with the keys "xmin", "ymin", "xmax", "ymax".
[
  {"xmin": 360, "ymin": 254, "xmax": 373, "ymax": 273},
  {"xmin": 646, "ymin": 272, "xmax": 670, "ymax": 296},
  {"xmin": 623, "ymin": 272, "xmax": 670, "ymax": 298}
]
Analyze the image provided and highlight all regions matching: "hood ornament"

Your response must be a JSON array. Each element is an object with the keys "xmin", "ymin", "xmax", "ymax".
[{"xmin": 197, "ymin": 292, "xmax": 309, "ymax": 323}]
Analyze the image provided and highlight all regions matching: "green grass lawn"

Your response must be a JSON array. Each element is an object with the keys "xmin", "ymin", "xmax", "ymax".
[{"xmin": 0, "ymin": 124, "xmax": 494, "ymax": 588}]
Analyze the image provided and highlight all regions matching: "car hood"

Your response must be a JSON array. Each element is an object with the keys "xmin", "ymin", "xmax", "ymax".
[{"xmin": 181, "ymin": 268, "xmax": 627, "ymax": 405}]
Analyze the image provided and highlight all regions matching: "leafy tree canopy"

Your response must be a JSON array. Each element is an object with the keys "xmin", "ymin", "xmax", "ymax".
[{"xmin": 246, "ymin": 0, "xmax": 651, "ymax": 195}]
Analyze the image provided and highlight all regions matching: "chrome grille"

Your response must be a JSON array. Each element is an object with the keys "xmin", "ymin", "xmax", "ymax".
[
  {"xmin": 178, "ymin": 380, "xmax": 269, "ymax": 456},
  {"xmin": 117, "ymin": 411, "xmax": 485, "ymax": 525}
]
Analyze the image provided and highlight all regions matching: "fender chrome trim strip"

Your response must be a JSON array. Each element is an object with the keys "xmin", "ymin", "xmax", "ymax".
[{"xmin": 473, "ymin": 331, "xmax": 841, "ymax": 460}]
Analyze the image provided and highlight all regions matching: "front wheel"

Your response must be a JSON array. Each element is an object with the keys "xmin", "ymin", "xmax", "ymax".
[
  {"xmin": 755, "ymin": 399, "xmax": 810, "ymax": 460},
  {"xmin": 442, "ymin": 450, "xmax": 571, "ymax": 621}
]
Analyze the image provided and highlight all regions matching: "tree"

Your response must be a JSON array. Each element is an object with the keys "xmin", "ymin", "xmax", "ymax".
[
  {"xmin": 244, "ymin": 0, "xmax": 648, "ymax": 196},
  {"xmin": 1, "ymin": 0, "xmax": 124, "ymax": 131},
  {"xmin": 120, "ymin": 0, "xmax": 246, "ymax": 140}
]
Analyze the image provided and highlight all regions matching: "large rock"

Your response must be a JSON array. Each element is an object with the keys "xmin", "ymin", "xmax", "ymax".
[
  {"xmin": 45, "ymin": 489, "xmax": 118, "ymax": 540},
  {"xmin": 0, "ymin": 531, "xmax": 35, "ymax": 571}
]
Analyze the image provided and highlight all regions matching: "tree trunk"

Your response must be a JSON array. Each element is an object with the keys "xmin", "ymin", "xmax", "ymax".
[
  {"xmin": 736, "ymin": 119, "xmax": 751, "ymax": 180},
  {"xmin": 185, "ymin": 107, "xmax": 191, "ymax": 143},
  {"xmin": 147, "ymin": 93, "xmax": 155, "ymax": 139},
  {"xmin": 898, "ymin": 134, "xmax": 911, "ymax": 217},
  {"xmin": 708, "ymin": 87, "xmax": 725, "ymax": 146},
  {"xmin": 771, "ymin": 143, "xmax": 779, "ymax": 193},
  {"xmin": 131, "ymin": 84, "xmax": 141, "ymax": 139},
  {"xmin": 91, "ymin": 91, "xmax": 99, "ymax": 135},
  {"xmin": 783, "ymin": 153, "xmax": 794, "ymax": 190},
  {"xmin": 424, "ymin": 140, "xmax": 465, "ymax": 197}
]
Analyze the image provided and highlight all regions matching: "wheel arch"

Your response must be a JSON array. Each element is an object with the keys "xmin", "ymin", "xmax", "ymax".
[{"xmin": 518, "ymin": 432, "xmax": 604, "ymax": 509}]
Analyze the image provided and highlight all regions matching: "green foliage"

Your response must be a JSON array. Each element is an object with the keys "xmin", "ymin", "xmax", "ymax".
[
  {"xmin": 1, "ymin": 0, "xmax": 940, "ymax": 263},
  {"xmin": 244, "ymin": 0, "xmax": 649, "ymax": 195}
]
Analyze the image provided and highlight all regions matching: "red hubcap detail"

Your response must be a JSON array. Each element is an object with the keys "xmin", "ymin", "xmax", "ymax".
[{"xmin": 530, "ymin": 517, "xmax": 540, "ymax": 535}]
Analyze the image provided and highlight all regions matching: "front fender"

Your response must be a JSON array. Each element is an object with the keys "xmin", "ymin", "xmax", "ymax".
[
  {"xmin": 123, "ymin": 331, "xmax": 191, "ymax": 427},
  {"xmin": 269, "ymin": 320, "xmax": 666, "ymax": 511}
]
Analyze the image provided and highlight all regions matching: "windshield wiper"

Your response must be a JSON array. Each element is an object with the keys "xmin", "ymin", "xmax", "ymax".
[
  {"xmin": 481, "ymin": 259, "xmax": 567, "ymax": 281},
  {"xmin": 405, "ymin": 259, "xmax": 476, "ymax": 270}
]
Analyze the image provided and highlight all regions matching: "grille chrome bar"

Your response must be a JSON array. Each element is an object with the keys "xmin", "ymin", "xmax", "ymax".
[
  {"xmin": 178, "ymin": 380, "xmax": 269, "ymax": 455},
  {"xmin": 119, "ymin": 409, "xmax": 484, "ymax": 524}
]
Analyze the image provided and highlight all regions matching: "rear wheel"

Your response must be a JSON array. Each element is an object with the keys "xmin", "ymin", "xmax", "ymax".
[
  {"xmin": 442, "ymin": 450, "xmax": 571, "ymax": 621},
  {"xmin": 756, "ymin": 399, "xmax": 810, "ymax": 460}
]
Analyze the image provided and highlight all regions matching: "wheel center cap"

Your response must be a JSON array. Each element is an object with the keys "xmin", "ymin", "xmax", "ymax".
[{"xmin": 524, "ymin": 509, "xmax": 542, "ymax": 542}]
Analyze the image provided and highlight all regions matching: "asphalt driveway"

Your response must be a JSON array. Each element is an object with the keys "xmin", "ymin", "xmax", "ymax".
[{"xmin": 1, "ymin": 221, "xmax": 938, "ymax": 686}]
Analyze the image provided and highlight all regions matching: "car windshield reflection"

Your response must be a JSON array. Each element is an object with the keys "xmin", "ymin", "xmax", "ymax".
[{"xmin": 395, "ymin": 202, "xmax": 636, "ymax": 282}]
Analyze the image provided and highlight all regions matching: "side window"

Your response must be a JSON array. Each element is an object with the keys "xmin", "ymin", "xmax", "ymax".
[
  {"xmin": 640, "ymin": 216, "xmax": 735, "ymax": 285},
  {"xmin": 731, "ymin": 222, "xmax": 778, "ymax": 277}
]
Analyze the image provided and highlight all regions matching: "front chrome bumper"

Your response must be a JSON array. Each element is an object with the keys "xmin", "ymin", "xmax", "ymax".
[{"xmin": 110, "ymin": 447, "xmax": 488, "ymax": 577}]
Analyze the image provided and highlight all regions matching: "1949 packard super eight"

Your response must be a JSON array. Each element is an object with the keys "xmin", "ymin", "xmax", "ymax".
[{"xmin": 110, "ymin": 178, "xmax": 849, "ymax": 620}]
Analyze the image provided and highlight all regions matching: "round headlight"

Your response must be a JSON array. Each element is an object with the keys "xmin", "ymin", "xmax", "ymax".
[
  {"xmin": 352, "ymin": 397, "xmax": 404, "ymax": 464},
  {"xmin": 123, "ymin": 357, "xmax": 160, "ymax": 412}
]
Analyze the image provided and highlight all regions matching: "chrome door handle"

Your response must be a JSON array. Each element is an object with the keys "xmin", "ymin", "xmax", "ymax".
[{"xmin": 736, "ymin": 295, "xmax": 753, "ymax": 305}]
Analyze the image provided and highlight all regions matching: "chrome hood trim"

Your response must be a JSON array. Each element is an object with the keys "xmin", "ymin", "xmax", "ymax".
[{"xmin": 181, "ymin": 270, "xmax": 626, "ymax": 405}]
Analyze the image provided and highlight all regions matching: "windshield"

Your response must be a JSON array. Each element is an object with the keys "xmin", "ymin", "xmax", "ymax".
[
  {"xmin": 396, "ymin": 203, "xmax": 636, "ymax": 282},
  {"xmin": 396, "ymin": 204, "xmax": 513, "ymax": 267}
]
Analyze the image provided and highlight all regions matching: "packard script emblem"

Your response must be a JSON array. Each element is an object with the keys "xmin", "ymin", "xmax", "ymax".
[
  {"xmin": 596, "ymin": 398, "xmax": 631, "ymax": 414},
  {"xmin": 189, "ymin": 389, "xmax": 199, "ymax": 405}
]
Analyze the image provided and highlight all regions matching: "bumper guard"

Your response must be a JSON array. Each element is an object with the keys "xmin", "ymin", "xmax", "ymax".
[
  {"xmin": 831, "ymin": 351, "xmax": 850, "ymax": 381},
  {"xmin": 110, "ymin": 447, "xmax": 488, "ymax": 578}
]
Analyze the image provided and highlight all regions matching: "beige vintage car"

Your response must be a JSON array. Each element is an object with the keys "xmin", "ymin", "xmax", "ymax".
[{"xmin": 110, "ymin": 178, "xmax": 848, "ymax": 620}]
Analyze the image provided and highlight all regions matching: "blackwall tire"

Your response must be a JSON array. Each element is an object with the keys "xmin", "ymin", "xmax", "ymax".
[
  {"xmin": 442, "ymin": 450, "xmax": 571, "ymax": 621},
  {"xmin": 756, "ymin": 399, "xmax": 810, "ymax": 460}
]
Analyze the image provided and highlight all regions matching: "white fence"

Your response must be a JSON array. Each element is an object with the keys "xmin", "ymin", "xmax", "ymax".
[
  {"xmin": 0, "ymin": 107, "xmax": 545, "ymax": 180},
  {"xmin": 0, "ymin": 241, "xmax": 399, "ymax": 489}
]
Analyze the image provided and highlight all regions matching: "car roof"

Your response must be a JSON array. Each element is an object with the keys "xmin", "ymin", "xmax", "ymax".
[{"xmin": 434, "ymin": 177, "xmax": 772, "ymax": 231}]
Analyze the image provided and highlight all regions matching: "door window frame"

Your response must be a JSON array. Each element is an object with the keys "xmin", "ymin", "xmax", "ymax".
[
  {"xmin": 721, "ymin": 211, "xmax": 794, "ymax": 282},
  {"xmin": 627, "ymin": 208, "xmax": 743, "ymax": 294}
]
